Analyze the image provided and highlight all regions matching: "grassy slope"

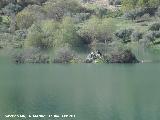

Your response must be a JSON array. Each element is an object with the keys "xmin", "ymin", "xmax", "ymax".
[
  {"xmin": 113, "ymin": 18, "xmax": 148, "ymax": 32},
  {"xmin": 110, "ymin": 17, "xmax": 160, "ymax": 60}
]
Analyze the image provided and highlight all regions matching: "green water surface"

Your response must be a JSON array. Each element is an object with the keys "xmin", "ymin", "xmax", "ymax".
[{"xmin": 0, "ymin": 51, "xmax": 160, "ymax": 120}]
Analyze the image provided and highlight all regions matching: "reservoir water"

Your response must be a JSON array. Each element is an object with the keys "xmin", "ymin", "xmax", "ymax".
[{"xmin": 0, "ymin": 51, "xmax": 160, "ymax": 120}]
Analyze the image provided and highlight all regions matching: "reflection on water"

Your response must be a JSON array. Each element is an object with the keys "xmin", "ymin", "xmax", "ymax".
[{"xmin": 0, "ymin": 61, "xmax": 160, "ymax": 120}]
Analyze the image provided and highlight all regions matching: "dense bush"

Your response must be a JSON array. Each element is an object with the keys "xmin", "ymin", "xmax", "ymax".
[
  {"xmin": 115, "ymin": 0, "xmax": 122, "ymax": 5},
  {"xmin": 105, "ymin": 49, "xmax": 139, "ymax": 63},
  {"xmin": 77, "ymin": 17, "xmax": 116, "ymax": 45},
  {"xmin": 26, "ymin": 17, "xmax": 81, "ymax": 49},
  {"xmin": 142, "ymin": 31, "xmax": 160, "ymax": 45},
  {"xmin": 115, "ymin": 28, "xmax": 134, "ymax": 43},
  {"xmin": 2, "ymin": 3, "xmax": 22, "ymax": 15},
  {"xmin": 122, "ymin": 0, "xmax": 160, "ymax": 11},
  {"xmin": 0, "ymin": 1, "xmax": 4, "ymax": 9},
  {"xmin": 1, "ymin": 0, "xmax": 47, "ymax": 8},
  {"xmin": 123, "ymin": 8, "xmax": 143, "ymax": 20},
  {"xmin": 156, "ymin": 7, "xmax": 160, "ymax": 17},
  {"xmin": 2, "ymin": 3, "xmax": 22, "ymax": 32},
  {"xmin": 154, "ymin": 31, "xmax": 160, "ymax": 38},
  {"xmin": 16, "ymin": 5, "xmax": 46, "ymax": 29},
  {"xmin": 16, "ymin": 11, "xmax": 35, "ymax": 29},
  {"xmin": 11, "ymin": 29, "xmax": 28, "ymax": 48},
  {"xmin": 0, "ymin": 33, "xmax": 24, "ymax": 48},
  {"xmin": 0, "ymin": 24, "xmax": 9, "ymax": 33},
  {"xmin": 88, "ymin": 5, "xmax": 108, "ymax": 18},
  {"xmin": 131, "ymin": 31, "xmax": 143, "ymax": 41},
  {"xmin": 143, "ymin": 31, "xmax": 156, "ymax": 43},
  {"xmin": 23, "ymin": 5, "xmax": 46, "ymax": 20},
  {"xmin": 73, "ymin": 13, "xmax": 91, "ymax": 22},
  {"xmin": 43, "ymin": 0, "xmax": 83, "ymax": 20},
  {"xmin": 0, "ymin": 33, "xmax": 15, "ymax": 47},
  {"xmin": 109, "ymin": 0, "xmax": 122, "ymax": 5},
  {"xmin": 14, "ymin": 29, "xmax": 27, "ymax": 40},
  {"xmin": 106, "ymin": 10, "xmax": 123, "ymax": 18},
  {"xmin": 53, "ymin": 46, "xmax": 77, "ymax": 63},
  {"xmin": 124, "ymin": 7, "xmax": 157, "ymax": 21},
  {"xmin": 0, "ymin": 17, "xmax": 2, "ymax": 23},
  {"xmin": 57, "ymin": 17, "xmax": 81, "ymax": 47},
  {"xmin": 12, "ymin": 48, "xmax": 50, "ymax": 64},
  {"xmin": 149, "ymin": 22, "xmax": 160, "ymax": 31},
  {"xmin": 26, "ymin": 20, "xmax": 59, "ymax": 49},
  {"xmin": 136, "ymin": 13, "xmax": 150, "ymax": 23},
  {"xmin": 13, "ymin": 52, "xmax": 25, "ymax": 64}
]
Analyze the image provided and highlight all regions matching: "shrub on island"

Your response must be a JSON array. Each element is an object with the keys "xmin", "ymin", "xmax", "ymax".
[
  {"xmin": 12, "ymin": 48, "xmax": 50, "ymax": 64},
  {"xmin": 53, "ymin": 46, "xmax": 81, "ymax": 63},
  {"xmin": 105, "ymin": 49, "xmax": 139, "ymax": 63}
]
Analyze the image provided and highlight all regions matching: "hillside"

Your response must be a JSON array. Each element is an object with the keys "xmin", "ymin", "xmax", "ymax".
[{"xmin": 0, "ymin": 0, "xmax": 160, "ymax": 63}]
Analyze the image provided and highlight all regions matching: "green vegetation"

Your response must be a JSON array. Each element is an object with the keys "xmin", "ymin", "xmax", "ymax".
[
  {"xmin": 1, "ymin": 0, "xmax": 160, "ymax": 63},
  {"xmin": 122, "ymin": 0, "xmax": 160, "ymax": 11}
]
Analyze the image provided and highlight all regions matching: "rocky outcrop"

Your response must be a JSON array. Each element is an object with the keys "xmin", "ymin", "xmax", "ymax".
[{"xmin": 85, "ymin": 50, "xmax": 103, "ymax": 63}]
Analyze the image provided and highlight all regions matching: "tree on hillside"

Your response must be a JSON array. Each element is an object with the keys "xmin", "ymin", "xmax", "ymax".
[
  {"xmin": 43, "ymin": 0, "xmax": 83, "ymax": 20},
  {"xmin": 77, "ymin": 17, "xmax": 116, "ymax": 46},
  {"xmin": 122, "ymin": 0, "xmax": 139, "ymax": 11},
  {"xmin": 59, "ymin": 17, "xmax": 80, "ymax": 46},
  {"xmin": 122, "ymin": 0, "xmax": 160, "ymax": 11},
  {"xmin": 2, "ymin": 3, "xmax": 22, "ymax": 32},
  {"xmin": 0, "ymin": 0, "xmax": 18, "ymax": 9},
  {"xmin": 16, "ymin": 4, "xmax": 46, "ymax": 29}
]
